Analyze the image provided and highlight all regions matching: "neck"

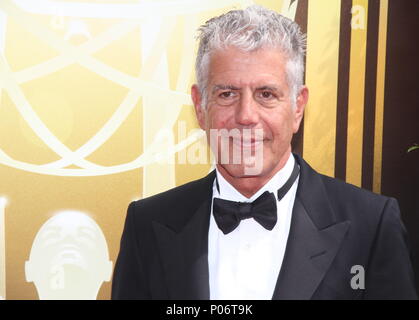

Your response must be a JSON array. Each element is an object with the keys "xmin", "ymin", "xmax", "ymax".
[{"xmin": 217, "ymin": 149, "xmax": 292, "ymax": 198}]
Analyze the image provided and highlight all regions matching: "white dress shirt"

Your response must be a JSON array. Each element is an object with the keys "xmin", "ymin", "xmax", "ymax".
[{"xmin": 208, "ymin": 153, "xmax": 299, "ymax": 300}]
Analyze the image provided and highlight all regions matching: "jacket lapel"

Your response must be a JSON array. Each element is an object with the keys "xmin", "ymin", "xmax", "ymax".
[
  {"xmin": 272, "ymin": 155, "xmax": 351, "ymax": 299},
  {"xmin": 152, "ymin": 172, "xmax": 215, "ymax": 299},
  {"xmin": 272, "ymin": 198, "xmax": 350, "ymax": 299},
  {"xmin": 151, "ymin": 154, "xmax": 351, "ymax": 300}
]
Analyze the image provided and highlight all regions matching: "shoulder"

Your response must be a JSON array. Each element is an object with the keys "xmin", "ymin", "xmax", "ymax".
[
  {"xmin": 126, "ymin": 171, "xmax": 215, "ymax": 226},
  {"xmin": 320, "ymin": 173, "xmax": 388, "ymax": 205},
  {"xmin": 318, "ymin": 172, "xmax": 399, "ymax": 225},
  {"xmin": 295, "ymin": 154, "xmax": 397, "ymax": 224}
]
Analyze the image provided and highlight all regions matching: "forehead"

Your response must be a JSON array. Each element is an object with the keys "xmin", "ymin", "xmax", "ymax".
[{"xmin": 207, "ymin": 46, "xmax": 288, "ymax": 86}]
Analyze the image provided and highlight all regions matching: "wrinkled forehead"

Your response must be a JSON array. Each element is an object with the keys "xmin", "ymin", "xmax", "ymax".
[
  {"xmin": 206, "ymin": 47, "xmax": 290, "ymax": 87},
  {"xmin": 208, "ymin": 46, "xmax": 290, "ymax": 72}
]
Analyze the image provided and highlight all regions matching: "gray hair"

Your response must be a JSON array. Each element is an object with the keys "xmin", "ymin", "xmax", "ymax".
[{"xmin": 195, "ymin": 5, "xmax": 306, "ymax": 108}]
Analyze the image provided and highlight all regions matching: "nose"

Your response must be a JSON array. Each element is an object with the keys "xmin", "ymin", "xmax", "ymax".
[{"xmin": 235, "ymin": 91, "xmax": 259, "ymax": 126}]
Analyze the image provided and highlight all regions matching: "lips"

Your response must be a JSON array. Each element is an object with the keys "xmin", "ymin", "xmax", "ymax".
[{"xmin": 231, "ymin": 137, "xmax": 264, "ymax": 148}]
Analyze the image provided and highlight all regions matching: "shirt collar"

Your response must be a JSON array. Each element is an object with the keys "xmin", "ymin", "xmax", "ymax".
[{"xmin": 214, "ymin": 153, "xmax": 296, "ymax": 202}]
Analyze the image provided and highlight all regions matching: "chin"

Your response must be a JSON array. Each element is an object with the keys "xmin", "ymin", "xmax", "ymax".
[{"xmin": 218, "ymin": 163, "xmax": 268, "ymax": 179}]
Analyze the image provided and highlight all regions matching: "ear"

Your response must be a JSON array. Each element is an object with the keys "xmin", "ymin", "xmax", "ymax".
[
  {"xmin": 293, "ymin": 86, "xmax": 308, "ymax": 133},
  {"xmin": 25, "ymin": 261, "xmax": 34, "ymax": 282},
  {"xmin": 191, "ymin": 84, "xmax": 206, "ymax": 130}
]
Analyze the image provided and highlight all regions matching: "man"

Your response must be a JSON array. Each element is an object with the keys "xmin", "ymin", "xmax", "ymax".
[{"xmin": 112, "ymin": 6, "xmax": 417, "ymax": 299}]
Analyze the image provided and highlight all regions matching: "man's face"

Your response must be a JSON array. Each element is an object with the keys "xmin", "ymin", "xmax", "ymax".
[{"xmin": 192, "ymin": 46, "xmax": 308, "ymax": 181}]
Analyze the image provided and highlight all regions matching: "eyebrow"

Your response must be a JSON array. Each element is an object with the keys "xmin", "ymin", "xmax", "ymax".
[
  {"xmin": 211, "ymin": 84, "xmax": 285, "ymax": 97},
  {"xmin": 212, "ymin": 84, "xmax": 240, "ymax": 93},
  {"xmin": 256, "ymin": 85, "xmax": 281, "ymax": 92}
]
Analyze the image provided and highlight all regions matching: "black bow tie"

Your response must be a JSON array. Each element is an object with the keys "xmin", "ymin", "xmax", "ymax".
[{"xmin": 213, "ymin": 159, "xmax": 300, "ymax": 235}]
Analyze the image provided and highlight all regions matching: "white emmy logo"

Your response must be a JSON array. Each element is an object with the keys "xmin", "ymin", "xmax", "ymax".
[{"xmin": 25, "ymin": 211, "xmax": 112, "ymax": 300}]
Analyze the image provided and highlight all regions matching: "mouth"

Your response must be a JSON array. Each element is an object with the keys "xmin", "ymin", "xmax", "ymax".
[
  {"xmin": 51, "ymin": 246, "xmax": 87, "ymax": 269},
  {"xmin": 230, "ymin": 137, "xmax": 265, "ymax": 148}
]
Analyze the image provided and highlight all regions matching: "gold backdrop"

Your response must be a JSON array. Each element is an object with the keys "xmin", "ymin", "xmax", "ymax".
[{"xmin": 0, "ymin": 0, "xmax": 388, "ymax": 299}]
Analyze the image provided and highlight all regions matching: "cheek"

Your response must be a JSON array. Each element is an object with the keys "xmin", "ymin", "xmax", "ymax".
[
  {"xmin": 264, "ymin": 112, "xmax": 294, "ymax": 142},
  {"xmin": 207, "ymin": 108, "xmax": 231, "ymax": 129}
]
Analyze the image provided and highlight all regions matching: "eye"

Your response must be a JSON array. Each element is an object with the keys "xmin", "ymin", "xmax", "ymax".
[
  {"xmin": 41, "ymin": 229, "xmax": 62, "ymax": 247},
  {"xmin": 259, "ymin": 91, "xmax": 274, "ymax": 99},
  {"xmin": 219, "ymin": 91, "xmax": 235, "ymax": 99}
]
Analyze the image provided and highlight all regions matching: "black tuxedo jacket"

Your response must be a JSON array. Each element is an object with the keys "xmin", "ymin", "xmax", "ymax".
[{"xmin": 112, "ymin": 154, "xmax": 417, "ymax": 299}]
